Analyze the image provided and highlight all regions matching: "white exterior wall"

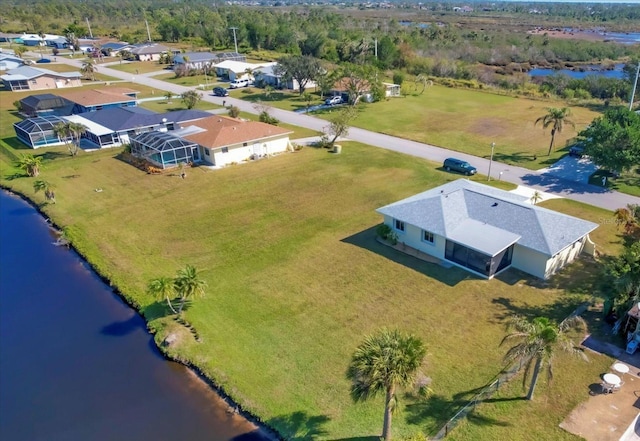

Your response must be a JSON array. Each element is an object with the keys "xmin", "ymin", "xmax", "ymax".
[
  {"xmin": 544, "ymin": 237, "xmax": 586, "ymax": 279},
  {"xmin": 511, "ymin": 245, "xmax": 549, "ymax": 279},
  {"xmin": 202, "ymin": 137, "xmax": 290, "ymax": 167},
  {"xmin": 383, "ymin": 216, "xmax": 445, "ymax": 259}
]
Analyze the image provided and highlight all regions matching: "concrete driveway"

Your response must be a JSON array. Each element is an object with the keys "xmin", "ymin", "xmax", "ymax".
[{"xmin": 540, "ymin": 155, "xmax": 600, "ymax": 184}]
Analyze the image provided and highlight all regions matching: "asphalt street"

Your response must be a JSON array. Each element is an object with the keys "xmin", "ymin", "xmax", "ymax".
[{"xmin": 46, "ymin": 56, "xmax": 640, "ymax": 211}]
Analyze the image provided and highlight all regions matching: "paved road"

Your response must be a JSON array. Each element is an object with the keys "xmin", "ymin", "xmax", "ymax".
[{"xmin": 51, "ymin": 56, "xmax": 640, "ymax": 211}]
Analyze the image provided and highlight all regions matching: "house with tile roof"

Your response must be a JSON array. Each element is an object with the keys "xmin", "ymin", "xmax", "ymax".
[
  {"xmin": 61, "ymin": 87, "xmax": 139, "ymax": 113},
  {"xmin": 1, "ymin": 66, "xmax": 82, "ymax": 91},
  {"xmin": 129, "ymin": 115, "xmax": 293, "ymax": 169},
  {"xmin": 376, "ymin": 179, "xmax": 598, "ymax": 279}
]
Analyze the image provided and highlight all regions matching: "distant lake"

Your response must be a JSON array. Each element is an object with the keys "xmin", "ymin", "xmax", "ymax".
[
  {"xmin": 399, "ymin": 20, "xmax": 430, "ymax": 29},
  {"xmin": 528, "ymin": 64, "xmax": 625, "ymax": 79},
  {"xmin": 0, "ymin": 191, "xmax": 270, "ymax": 441},
  {"xmin": 604, "ymin": 32, "xmax": 640, "ymax": 44}
]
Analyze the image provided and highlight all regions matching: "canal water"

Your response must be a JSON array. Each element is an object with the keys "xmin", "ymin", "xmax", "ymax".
[{"xmin": 0, "ymin": 191, "xmax": 270, "ymax": 441}]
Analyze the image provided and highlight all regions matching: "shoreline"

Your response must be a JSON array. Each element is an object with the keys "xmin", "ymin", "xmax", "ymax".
[{"xmin": 0, "ymin": 185, "xmax": 282, "ymax": 441}]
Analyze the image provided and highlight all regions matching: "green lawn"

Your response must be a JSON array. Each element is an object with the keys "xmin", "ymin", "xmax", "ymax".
[
  {"xmin": 107, "ymin": 60, "xmax": 170, "ymax": 75},
  {"xmin": 138, "ymin": 98, "xmax": 219, "ymax": 113},
  {"xmin": 239, "ymin": 85, "xmax": 602, "ymax": 172},
  {"xmin": 0, "ymin": 129, "xmax": 623, "ymax": 440},
  {"xmin": 589, "ymin": 167, "xmax": 640, "ymax": 198},
  {"xmin": 153, "ymin": 72, "xmax": 226, "ymax": 89}
]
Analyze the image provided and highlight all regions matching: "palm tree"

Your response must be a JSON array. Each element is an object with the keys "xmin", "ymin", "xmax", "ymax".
[
  {"xmin": 501, "ymin": 315, "xmax": 587, "ymax": 401},
  {"xmin": 33, "ymin": 180, "xmax": 56, "ymax": 203},
  {"xmin": 614, "ymin": 206, "xmax": 638, "ymax": 235},
  {"xmin": 81, "ymin": 60, "xmax": 98, "ymax": 81},
  {"xmin": 147, "ymin": 276, "xmax": 178, "ymax": 314},
  {"xmin": 530, "ymin": 190, "xmax": 543, "ymax": 205},
  {"xmin": 174, "ymin": 264, "xmax": 207, "ymax": 314},
  {"xmin": 17, "ymin": 154, "xmax": 43, "ymax": 177},
  {"xmin": 14, "ymin": 46, "xmax": 27, "ymax": 59},
  {"xmin": 347, "ymin": 328, "xmax": 427, "ymax": 441},
  {"xmin": 54, "ymin": 121, "xmax": 86, "ymax": 156},
  {"xmin": 535, "ymin": 107, "xmax": 575, "ymax": 156}
]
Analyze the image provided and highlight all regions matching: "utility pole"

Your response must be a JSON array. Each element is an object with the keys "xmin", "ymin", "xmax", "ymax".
[
  {"xmin": 229, "ymin": 27, "xmax": 238, "ymax": 53},
  {"xmin": 145, "ymin": 19, "xmax": 152, "ymax": 42},
  {"xmin": 86, "ymin": 18, "xmax": 93, "ymax": 39},
  {"xmin": 374, "ymin": 37, "xmax": 378, "ymax": 59},
  {"xmin": 488, "ymin": 142, "xmax": 495, "ymax": 181},
  {"xmin": 630, "ymin": 61, "xmax": 640, "ymax": 111}
]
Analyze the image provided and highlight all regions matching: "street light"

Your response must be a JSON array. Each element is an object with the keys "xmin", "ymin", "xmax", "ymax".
[{"xmin": 488, "ymin": 142, "xmax": 495, "ymax": 181}]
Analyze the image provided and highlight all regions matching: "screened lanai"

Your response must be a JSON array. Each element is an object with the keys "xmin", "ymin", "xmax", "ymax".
[
  {"xmin": 14, "ymin": 115, "xmax": 68, "ymax": 148},
  {"xmin": 130, "ymin": 131, "xmax": 201, "ymax": 169}
]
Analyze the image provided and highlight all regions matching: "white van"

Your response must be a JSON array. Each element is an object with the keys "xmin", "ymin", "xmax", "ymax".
[{"xmin": 229, "ymin": 79, "xmax": 249, "ymax": 89}]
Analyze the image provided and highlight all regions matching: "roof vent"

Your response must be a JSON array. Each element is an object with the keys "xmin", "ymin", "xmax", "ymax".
[{"xmin": 492, "ymin": 202, "xmax": 498, "ymax": 207}]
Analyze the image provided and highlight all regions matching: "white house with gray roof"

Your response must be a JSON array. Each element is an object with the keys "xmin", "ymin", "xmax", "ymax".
[{"xmin": 377, "ymin": 179, "xmax": 598, "ymax": 279}]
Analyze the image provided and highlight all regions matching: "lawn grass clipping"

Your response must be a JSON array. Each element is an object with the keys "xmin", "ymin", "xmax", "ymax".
[{"xmin": 0, "ymin": 134, "xmax": 622, "ymax": 440}]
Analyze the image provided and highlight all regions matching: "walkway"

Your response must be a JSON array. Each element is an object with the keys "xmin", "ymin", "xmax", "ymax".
[{"xmin": 49, "ymin": 55, "xmax": 640, "ymax": 211}]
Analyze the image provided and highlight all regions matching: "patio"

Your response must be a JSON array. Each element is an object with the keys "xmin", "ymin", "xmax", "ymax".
[{"xmin": 560, "ymin": 341, "xmax": 640, "ymax": 441}]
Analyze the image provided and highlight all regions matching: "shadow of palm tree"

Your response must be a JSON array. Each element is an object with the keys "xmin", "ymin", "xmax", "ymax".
[
  {"xmin": 489, "ymin": 296, "xmax": 585, "ymax": 324},
  {"xmin": 267, "ymin": 411, "xmax": 331, "ymax": 440},
  {"xmin": 341, "ymin": 225, "xmax": 473, "ymax": 287}
]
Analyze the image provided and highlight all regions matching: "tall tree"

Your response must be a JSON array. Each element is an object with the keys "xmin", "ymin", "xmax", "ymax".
[
  {"xmin": 174, "ymin": 264, "xmax": 207, "ymax": 314},
  {"xmin": 147, "ymin": 276, "xmax": 178, "ymax": 314},
  {"xmin": 33, "ymin": 180, "xmax": 55, "ymax": 203},
  {"xmin": 535, "ymin": 107, "xmax": 575, "ymax": 156},
  {"xmin": 580, "ymin": 107, "xmax": 640, "ymax": 173},
  {"xmin": 54, "ymin": 121, "xmax": 86, "ymax": 156},
  {"xmin": 17, "ymin": 154, "xmax": 43, "ymax": 177},
  {"xmin": 13, "ymin": 45, "xmax": 27, "ymax": 59},
  {"xmin": 274, "ymin": 55, "xmax": 323, "ymax": 95},
  {"xmin": 347, "ymin": 328, "xmax": 427, "ymax": 441},
  {"xmin": 501, "ymin": 315, "xmax": 587, "ymax": 401},
  {"xmin": 181, "ymin": 90, "xmax": 202, "ymax": 110}
]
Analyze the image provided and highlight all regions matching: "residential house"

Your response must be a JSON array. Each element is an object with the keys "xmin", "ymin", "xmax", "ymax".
[
  {"xmin": 0, "ymin": 53, "xmax": 24, "ymax": 71},
  {"xmin": 253, "ymin": 64, "xmax": 317, "ymax": 91},
  {"xmin": 14, "ymin": 107, "xmax": 210, "ymax": 149},
  {"xmin": 19, "ymin": 94, "xmax": 75, "ymax": 117},
  {"xmin": 181, "ymin": 115, "xmax": 293, "ymax": 168},
  {"xmin": 214, "ymin": 60, "xmax": 275, "ymax": 82},
  {"xmin": 173, "ymin": 51, "xmax": 245, "ymax": 72},
  {"xmin": 1, "ymin": 66, "xmax": 82, "ymax": 91},
  {"xmin": 66, "ymin": 107, "xmax": 210, "ymax": 148},
  {"xmin": 61, "ymin": 87, "xmax": 139, "ymax": 113},
  {"xmin": 0, "ymin": 33, "xmax": 22, "ymax": 43},
  {"xmin": 331, "ymin": 77, "xmax": 400, "ymax": 103},
  {"xmin": 129, "ymin": 115, "xmax": 293, "ymax": 169},
  {"xmin": 376, "ymin": 179, "xmax": 598, "ymax": 279},
  {"xmin": 100, "ymin": 42, "xmax": 131, "ymax": 57},
  {"xmin": 130, "ymin": 43, "xmax": 179, "ymax": 61}
]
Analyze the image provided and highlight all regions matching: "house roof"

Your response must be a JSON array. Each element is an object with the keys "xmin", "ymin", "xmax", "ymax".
[
  {"xmin": 377, "ymin": 179, "xmax": 598, "ymax": 257},
  {"xmin": 214, "ymin": 60, "xmax": 275, "ymax": 74},
  {"xmin": 131, "ymin": 131, "xmax": 199, "ymax": 152},
  {"xmin": 181, "ymin": 115, "xmax": 292, "ymax": 148},
  {"xmin": 61, "ymin": 87, "xmax": 139, "ymax": 107},
  {"xmin": 1, "ymin": 66, "xmax": 81, "ymax": 81},
  {"xmin": 130, "ymin": 43, "xmax": 173, "ymax": 55},
  {"xmin": 77, "ymin": 107, "xmax": 210, "ymax": 131},
  {"xmin": 101, "ymin": 42, "xmax": 131, "ymax": 51}
]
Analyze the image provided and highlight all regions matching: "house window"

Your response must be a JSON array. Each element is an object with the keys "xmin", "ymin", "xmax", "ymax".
[
  {"xmin": 243, "ymin": 142, "xmax": 248, "ymax": 147},
  {"xmin": 394, "ymin": 219, "xmax": 405, "ymax": 232},
  {"xmin": 221, "ymin": 147, "xmax": 229, "ymax": 153},
  {"xmin": 423, "ymin": 230, "xmax": 434, "ymax": 243},
  {"xmin": 204, "ymin": 149, "xmax": 210, "ymax": 156}
]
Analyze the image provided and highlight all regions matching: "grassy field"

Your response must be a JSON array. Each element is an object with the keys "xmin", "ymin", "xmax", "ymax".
[
  {"xmin": 239, "ymin": 85, "xmax": 602, "ymax": 172},
  {"xmin": 153, "ymin": 72, "xmax": 227, "ymax": 88},
  {"xmin": 107, "ymin": 60, "xmax": 171, "ymax": 75},
  {"xmin": 589, "ymin": 168, "xmax": 640, "ymax": 198},
  {"xmin": 0, "ymin": 113, "xmax": 624, "ymax": 441}
]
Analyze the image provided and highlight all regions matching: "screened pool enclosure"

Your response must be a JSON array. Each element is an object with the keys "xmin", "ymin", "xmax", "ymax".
[
  {"xmin": 130, "ymin": 131, "xmax": 201, "ymax": 169},
  {"xmin": 14, "ymin": 115, "xmax": 68, "ymax": 148}
]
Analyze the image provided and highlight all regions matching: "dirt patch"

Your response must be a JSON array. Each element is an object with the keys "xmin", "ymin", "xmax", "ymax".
[
  {"xmin": 469, "ymin": 118, "xmax": 510, "ymax": 138},
  {"xmin": 528, "ymin": 28, "xmax": 607, "ymax": 42}
]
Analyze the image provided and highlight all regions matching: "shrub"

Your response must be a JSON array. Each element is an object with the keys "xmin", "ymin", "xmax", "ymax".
[
  {"xmin": 259, "ymin": 111, "xmax": 279, "ymax": 125},
  {"xmin": 228, "ymin": 105, "xmax": 240, "ymax": 118},
  {"xmin": 377, "ymin": 224, "xmax": 398, "ymax": 244}
]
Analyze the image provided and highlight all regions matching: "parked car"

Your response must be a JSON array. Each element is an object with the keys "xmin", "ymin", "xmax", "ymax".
[
  {"xmin": 569, "ymin": 144, "xmax": 585, "ymax": 157},
  {"xmin": 36, "ymin": 58, "xmax": 51, "ymax": 63},
  {"xmin": 213, "ymin": 86, "xmax": 229, "ymax": 97},
  {"xmin": 325, "ymin": 96, "xmax": 342, "ymax": 105},
  {"xmin": 443, "ymin": 158, "xmax": 477, "ymax": 175},
  {"xmin": 229, "ymin": 79, "xmax": 249, "ymax": 89}
]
